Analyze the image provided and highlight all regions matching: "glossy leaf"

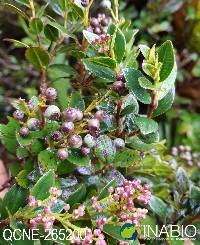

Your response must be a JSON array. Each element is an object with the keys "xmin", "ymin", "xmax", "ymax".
[
  {"xmin": 152, "ymin": 86, "xmax": 175, "ymax": 117},
  {"xmin": 25, "ymin": 47, "xmax": 50, "ymax": 69},
  {"xmin": 123, "ymin": 68, "xmax": 151, "ymax": 104},
  {"xmin": 31, "ymin": 170, "xmax": 55, "ymax": 200},
  {"xmin": 1, "ymin": 184, "xmax": 28, "ymax": 219},
  {"xmin": 149, "ymin": 195, "xmax": 168, "ymax": 219},
  {"xmin": 83, "ymin": 59, "xmax": 116, "ymax": 81},
  {"xmin": 29, "ymin": 18, "xmax": 43, "ymax": 34},
  {"xmin": 4, "ymin": 3, "xmax": 29, "ymax": 21},
  {"xmin": 38, "ymin": 150, "xmax": 58, "ymax": 171},
  {"xmin": 135, "ymin": 116, "xmax": 158, "ymax": 135},
  {"xmin": 109, "ymin": 24, "xmax": 126, "ymax": 63},
  {"xmin": 98, "ymin": 179, "xmax": 117, "ymax": 200},
  {"xmin": 44, "ymin": 24, "xmax": 59, "ymax": 42}
]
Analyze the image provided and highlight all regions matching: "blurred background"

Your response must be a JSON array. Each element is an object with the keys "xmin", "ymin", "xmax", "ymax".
[{"xmin": 1, "ymin": 0, "xmax": 200, "ymax": 192}]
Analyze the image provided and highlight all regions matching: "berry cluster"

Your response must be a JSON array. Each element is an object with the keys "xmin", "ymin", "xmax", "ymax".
[
  {"xmin": 90, "ymin": 13, "xmax": 112, "ymax": 34},
  {"xmin": 171, "ymin": 145, "xmax": 200, "ymax": 167},
  {"xmin": 15, "ymin": 85, "xmax": 125, "ymax": 161},
  {"xmin": 90, "ymin": 179, "xmax": 151, "ymax": 228},
  {"xmin": 91, "ymin": 34, "xmax": 110, "ymax": 53}
]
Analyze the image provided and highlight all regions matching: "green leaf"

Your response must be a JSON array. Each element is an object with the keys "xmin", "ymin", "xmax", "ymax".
[
  {"xmin": 66, "ymin": 184, "xmax": 86, "ymax": 206},
  {"xmin": 17, "ymin": 147, "xmax": 29, "ymax": 158},
  {"xmin": 152, "ymin": 86, "xmax": 175, "ymax": 117},
  {"xmin": 121, "ymin": 93, "xmax": 139, "ymax": 116},
  {"xmin": 191, "ymin": 186, "xmax": 200, "ymax": 201},
  {"xmin": 31, "ymin": 170, "xmax": 55, "ymax": 200},
  {"xmin": 44, "ymin": 24, "xmax": 59, "ymax": 41},
  {"xmin": 123, "ymin": 68, "xmax": 151, "ymax": 104},
  {"xmin": 68, "ymin": 149, "xmax": 90, "ymax": 166},
  {"xmin": 176, "ymin": 167, "xmax": 190, "ymax": 193},
  {"xmin": 83, "ymin": 30, "xmax": 99, "ymax": 45},
  {"xmin": 135, "ymin": 116, "xmax": 158, "ymax": 135},
  {"xmin": 16, "ymin": 170, "xmax": 30, "ymax": 188},
  {"xmin": 1, "ymin": 185, "xmax": 28, "ymax": 219},
  {"xmin": 0, "ymin": 118, "xmax": 20, "ymax": 153},
  {"xmin": 53, "ymin": 78, "xmax": 71, "ymax": 110},
  {"xmin": 48, "ymin": 21, "xmax": 76, "ymax": 39},
  {"xmin": 50, "ymin": 0, "xmax": 62, "ymax": 15},
  {"xmin": 109, "ymin": 24, "xmax": 126, "ymax": 63},
  {"xmin": 103, "ymin": 224, "xmax": 125, "ymax": 241},
  {"xmin": 158, "ymin": 40, "xmax": 175, "ymax": 82},
  {"xmin": 69, "ymin": 91, "xmax": 85, "ymax": 111},
  {"xmin": 114, "ymin": 149, "xmax": 140, "ymax": 167},
  {"xmin": 29, "ymin": 18, "xmax": 43, "ymax": 34},
  {"xmin": 139, "ymin": 131, "xmax": 160, "ymax": 144},
  {"xmin": 149, "ymin": 195, "xmax": 168, "ymax": 219},
  {"xmin": 38, "ymin": 150, "xmax": 58, "ymax": 171},
  {"xmin": 157, "ymin": 60, "xmax": 177, "ymax": 100},
  {"xmin": 84, "ymin": 57, "xmax": 117, "ymax": 69},
  {"xmin": 58, "ymin": 0, "xmax": 68, "ymax": 10},
  {"xmin": 83, "ymin": 59, "xmax": 116, "ymax": 81},
  {"xmin": 69, "ymin": 1, "xmax": 84, "ymax": 18},
  {"xmin": 4, "ymin": 3, "xmax": 29, "ymax": 21},
  {"xmin": 98, "ymin": 179, "xmax": 117, "ymax": 200},
  {"xmin": 25, "ymin": 47, "xmax": 50, "ymax": 69},
  {"xmin": 3, "ymin": 38, "xmax": 29, "ymax": 48},
  {"xmin": 95, "ymin": 135, "xmax": 116, "ymax": 163},
  {"xmin": 139, "ymin": 44, "xmax": 150, "ymax": 59},
  {"xmin": 138, "ymin": 76, "xmax": 154, "ymax": 90},
  {"xmin": 48, "ymin": 64, "xmax": 75, "ymax": 80},
  {"xmin": 126, "ymin": 136, "xmax": 153, "ymax": 151}
]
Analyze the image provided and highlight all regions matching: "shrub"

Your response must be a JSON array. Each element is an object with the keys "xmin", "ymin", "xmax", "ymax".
[{"xmin": 2, "ymin": 0, "xmax": 197, "ymax": 244}]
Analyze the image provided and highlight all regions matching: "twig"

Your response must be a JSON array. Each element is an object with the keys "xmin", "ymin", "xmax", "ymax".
[{"xmin": 147, "ymin": 90, "xmax": 158, "ymax": 118}]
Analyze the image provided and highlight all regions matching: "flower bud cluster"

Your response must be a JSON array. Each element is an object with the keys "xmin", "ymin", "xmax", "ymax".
[
  {"xmin": 90, "ymin": 13, "xmax": 112, "ymax": 34},
  {"xmin": 90, "ymin": 179, "xmax": 151, "ymax": 229},
  {"xmin": 28, "ymin": 195, "xmax": 55, "ymax": 231},
  {"xmin": 91, "ymin": 34, "xmax": 110, "ymax": 53}
]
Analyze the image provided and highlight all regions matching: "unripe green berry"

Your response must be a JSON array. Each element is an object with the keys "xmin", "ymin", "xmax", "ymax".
[
  {"xmin": 84, "ymin": 134, "xmax": 96, "ymax": 148},
  {"xmin": 44, "ymin": 105, "xmax": 60, "ymax": 121},
  {"xmin": 27, "ymin": 118, "xmax": 39, "ymax": 131}
]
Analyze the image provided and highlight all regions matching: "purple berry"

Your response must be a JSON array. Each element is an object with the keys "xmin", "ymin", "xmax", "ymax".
[
  {"xmin": 51, "ymin": 131, "xmax": 63, "ymax": 142},
  {"xmin": 116, "ymin": 72, "xmax": 123, "ymax": 80},
  {"xmin": 45, "ymin": 87, "xmax": 57, "ymax": 101},
  {"xmin": 57, "ymin": 148, "xmax": 68, "ymax": 161},
  {"xmin": 44, "ymin": 105, "xmax": 61, "ymax": 121},
  {"xmin": 111, "ymin": 80, "xmax": 126, "ymax": 94},
  {"xmin": 63, "ymin": 108, "xmax": 77, "ymax": 122},
  {"xmin": 27, "ymin": 118, "xmax": 39, "ymax": 130},
  {"xmin": 68, "ymin": 134, "xmax": 83, "ymax": 148},
  {"xmin": 94, "ymin": 27, "xmax": 102, "ymax": 34},
  {"xmin": 76, "ymin": 109, "xmax": 83, "ymax": 121},
  {"xmin": 13, "ymin": 110, "xmax": 24, "ymax": 121},
  {"xmin": 81, "ymin": 0, "xmax": 89, "ymax": 7},
  {"xmin": 19, "ymin": 127, "xmax": 29, "ymax": 137},
  {"xmin": 88, "ymin": 118, "xmax": 100, "ymax": 129},
  {"xmin": 90, "ymin": 18, "xmax": 99, "ymax": 27},
  {"xmin": 61, "ymin": 122, "xmax": 74, "ymax": 134},
  {"xmin": 95, "ymin": 110, "xmax": 107, "ymax": 121},
  {"xmin": 81, "ymin": 146, "xmax": 90, "ymax": 156}
]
